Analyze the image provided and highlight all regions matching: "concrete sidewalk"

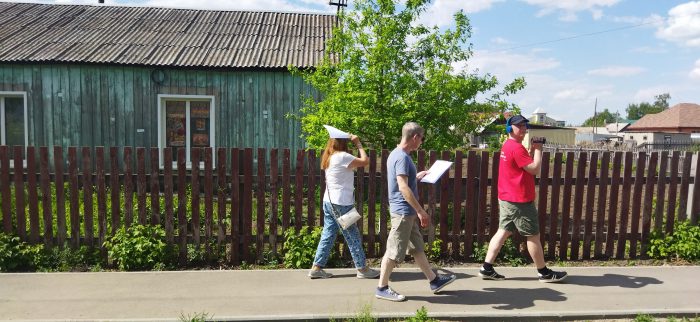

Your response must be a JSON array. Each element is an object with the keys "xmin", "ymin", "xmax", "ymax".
[{"xmin": 1, "ymin": 266, "xmax": 699, "ymax": 321}]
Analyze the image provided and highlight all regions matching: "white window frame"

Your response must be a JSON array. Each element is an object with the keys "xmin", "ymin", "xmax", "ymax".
[
  {"xmin": 157, "ymin": 94, "xmax": 216, "ymax": 168},
  {"xmin": 1, "ymin": 91, "xmax": 28, "ymax": 168}
]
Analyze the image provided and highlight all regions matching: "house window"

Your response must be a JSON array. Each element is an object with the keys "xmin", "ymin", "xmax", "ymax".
[
  {"xmin": 1, "ymin": 92, "xmax": 28, "ymax": 153},
  {"xmin": 643, "ymin": 135, "xmax": 647, "ymax": 141},
  {"xmin": 157, "ymin": 95, "xmax": 215, "ymax": 167},
  {"xmin": 629, "ymin": 136, "xmax": 634, "ymax": 140}
]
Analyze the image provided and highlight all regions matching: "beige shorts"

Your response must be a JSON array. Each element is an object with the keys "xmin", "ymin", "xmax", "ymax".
[{"xmin": 384, "ymin": 213, "xmax": 425, "ymax": 263}]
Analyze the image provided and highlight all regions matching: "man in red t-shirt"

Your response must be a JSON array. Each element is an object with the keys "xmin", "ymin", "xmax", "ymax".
[{"xmin": 479, "ymin": 114, "xmax": 567, "ymax": 283}]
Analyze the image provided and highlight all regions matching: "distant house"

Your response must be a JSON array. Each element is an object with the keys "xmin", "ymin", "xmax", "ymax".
[
  {"xmin": 0, "ymin": 2, "xmax": 334, "ymax": 166},
  {"xmin": 622, "ymin": 103, "xmax": 700, "ymax": 146},
  {"xmin": 530, "ymin": 108, "xmax": 565, "ymax": 127},
  {"xmin": 574, "ymin": 122, "xmax": 630, "ymax": 144}
]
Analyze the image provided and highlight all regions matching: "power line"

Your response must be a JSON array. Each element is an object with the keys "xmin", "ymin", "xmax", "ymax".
[{"xmin": 499, "ymin": 12, "xmax": 700, "ymax": 51}]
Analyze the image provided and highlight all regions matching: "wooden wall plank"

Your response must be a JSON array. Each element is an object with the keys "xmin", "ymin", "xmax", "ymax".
[
  {"xmin": 452, "ymin": 150, "xmax": 463, "ymax": 257},
  {"xmin": 67, "ymin": 147, "xmax": 79, "ymax": 248},
  {"xmin": 14, "ymin": 146, "xmax": 27, "ymax": 240},
  {"xmin": 136, "ymin": 147, "xmax": 147, "ymax": 225},
  {"xmin": 559, "ymin": 152, "xmax": 574, "ymax": 260},
  {"xmin": 96, "ymin": 147, "xmax": 107, "ymax": 248},
  {"xmin": 582, "ymin": 152, "xmax": 597, "ymax": 260},
  {"xmin": 204, "ymin": 147, "xmax": 214, "ymax": 260},
  {"xmin": 641, "ymin": 152, "xmax": 658, "ymax": 256},
  {"xmin": 537, "ymin": 152, "xmax": 550, "ymax": 249},
  {"xmin": 570, "ymin": 152, "xmax": 587, "ymax": 259},
  {"xmin": 0, "ymin": 146, "xmax": 12, "ymax": 234},
  {"xmin": 629, "ymin": 152, "xmax": 646, "ymax": 259},
  {"xmin": 654, "ymin": 151, "xmax": 669, "ymax": 231},
  {"xmin": 665, "ymin": 151, "xmax": 680, "ymax": 232},
  {"xmin": 605, "ymin": 152, "xmax": 622, "ymax": 258},
  {"xmin": 81, "ymin": 147, "xmax": 94, "ymax": 246},
  {"xmin": 548, "ymin": 152, "xmax": 562, "ymax": 259},
  {"xmin": 594, "ymin": 152, "xmax": 610, "ymax": 258}
]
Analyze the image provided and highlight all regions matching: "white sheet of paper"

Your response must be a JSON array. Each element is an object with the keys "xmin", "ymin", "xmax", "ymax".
[
  {"xmin": 420, "ymin": 160, "xmax": 453, "ymax": 184},
  {"xmin": 323, "ymin": 125, "xmax": 351, "ymax": 139}
]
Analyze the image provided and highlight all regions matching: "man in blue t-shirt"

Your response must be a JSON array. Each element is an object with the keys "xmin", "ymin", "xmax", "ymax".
[{"xmin": 375, "ymin": 122, "xmax": 456, "ymax": 302}]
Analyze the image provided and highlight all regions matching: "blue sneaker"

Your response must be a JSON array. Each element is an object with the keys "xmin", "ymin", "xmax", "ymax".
[
  {"xmin": 429, "ymin": 274, "xmax": 456, "ymax": 293},
  {"xmin": 375, "ymin": 286, "xmax": 406, "ymax": 302}
]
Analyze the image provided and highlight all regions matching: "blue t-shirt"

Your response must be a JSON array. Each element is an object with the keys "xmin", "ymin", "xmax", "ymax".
[{"xmin": 387, "ymin": 147, "xmax": 417, "ymax": 216}]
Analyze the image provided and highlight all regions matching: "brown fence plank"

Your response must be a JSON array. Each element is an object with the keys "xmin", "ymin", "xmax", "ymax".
[
  {"xmin": 191, "ymin": 148, "xmax": 201, "ymax": 249},
  {"xmin": 654, "ymin": 151, "xmax": 669, "ymax": 232},
  {"xmin": 367, "ymin": 150, "xmax": 377, "ymax": 258},
  {"xmin": 677, "ymin": 152, "xmax": 692, "ymax": 223},
  {"xmin": 67, "ymin": 147, "xmax": 79, "ymax": 248},
  {"xmin": 176, "ymin": 148, "xmax": 187, "ymax": 264},
  {"xmin": 538, "ymin": 152, "xmax": 550, "ymax": 248},
  {"xmin": 216, "ymin": 148, "xmax": 227, "ymax": 257},
  {"xmin": 490, "ymin": 152, "xmax": 499, "ymax": 237},
  {"xmin": 582, "ymin": 152, "xmax": 597, "ymax": 259},
  {"xmin": 81, "ymin": 147, "xmax": 94, "ymax": 246},
  {"xmin": 242, "ymin": 148, "xmax": 253, "ymax": 262},
  {"xmin": 594, "ymin": 152, "xmax": 610, "ymax": 257},
  {"xmin": 281, "ymin": 149, "xmax": 291, "ymax": 233},
  {"xmin": 477, "ymin": 151, "xmax": 489, "ymax": 247},
  {"xmin": 616, "ymin": 152, "xmax": 633, "ymax": 259},
  {"xmin": 230, "ymin": 148, "xmax": 241, "ymax": 265},
  {"xmin": 439, "ymin": 151, "xmax": 450, "ymax": 255},
  {"xmin": 605, "ymin": 152, "xmax": 622, "ymax": 258},
  {"xmin": 96, "ymin": 147, "xmax": 107, "ymax": 248},
  {"xmin": 256, "ymin": 148, "xmax": 266, "ymax": 262},
  {"xmin": 26, "ymin": 147, "xmax": 39, "ymax": 243},
  {"xmin": 641, "ymin": 152, "xmax": 658, "ymax": 257},
  {"xmin": 269, "ymin": 148, "xmax": 279, "ymax": 255},
  {"xmin": 570, "ymin": 152, "xmax": 587, "ymax": 260},
  {"xmin": 204, "ymin": 148, "xmax": 214, "ymax": 260},
  {"xmin": 123, "ymin": 147, "xmax": 134, "ymax": 228},
  {"xmin": 464, "ymin": 151, "xmax": 476, "ymax": 257},
  {"xmin": 665, "ymin": 151, "xmax": 680, "ymax": 233},
  {"xmin": 150, "ymin": 148, "xmax": 161, "ymax": 225},
  {"xmin": 109, "ymin": 147, "xmax": 120, "ymax": 234},
  {"xmin": 39, "ymin": 147, "xmax": 52, "ymax": 247},
  {"xmin": 559, "ymin": 152, "xmax": 574, "ymax": 261},
  {"xmin": 54, "ymin": 147, "xmax": 66, "ymax": 246},
  {"xmin": 380, "ymin": 149, "xmax": 389, "ymax": 255},
  {"xmin": 691, "ymin": 153, "xmax": 700, "ymax": 225},
  {"xmin": 294, "ymin": 150, "xmax": 304, "ymax": 232},
  {"xmin": 629, "ymin": 152, "xmax": 646, "ymax": 259},
  {"xmin": 427, "ymin": 151, "xmax": 438, "ymax": 244},
  {"xmin": 136, "ymin": 147, "xmax": 147, "ymax": 225},
  {"xmin": 307, "ymin": 150, "xmax": 316, "ymax": 229},
  {"xmin": 548, "ymin": 152, "xmax": 562, "ymax": 259},
  {"xmin": 0, "ymin": 146, "xmax": 10, "ymax": 234},
  {"xmin": 14, "ymin": 146, "xmax": 27, "ymax": 240},
  {"xmin": 356, "ymin": 155, "xmax": 365, "ymax": 236},
  {"xmin": 452, "ymin": 150, "xmax": 463, "ymax": 257},
  {"xmin": 164, "ymin": 148, "xmax": 174, "ymax": 244}
]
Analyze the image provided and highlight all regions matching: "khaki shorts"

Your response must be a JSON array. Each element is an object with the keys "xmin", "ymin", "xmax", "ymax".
[
  {"xmin": 384, "ymin": 213, "xmax": 425, "ymax": 263},
  {"xmin": 499, "ymin": 200, "xmax": 540, "ymax": 236}
]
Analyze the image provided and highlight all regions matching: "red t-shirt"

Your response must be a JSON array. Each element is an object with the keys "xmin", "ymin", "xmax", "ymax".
[{"xmin": 498, "ymin": 139, "xmax": 535, "ymax": 202}]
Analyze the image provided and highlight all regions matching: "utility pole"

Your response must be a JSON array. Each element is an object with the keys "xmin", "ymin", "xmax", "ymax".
[{"xmin": 328, "ymin": 0, "xmax": 348, "ymax": 15}]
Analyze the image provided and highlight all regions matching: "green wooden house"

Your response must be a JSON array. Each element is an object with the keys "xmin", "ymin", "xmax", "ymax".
[{"xmin": 0, "ymin": 2, "xmax": 334, "ymax": 166}]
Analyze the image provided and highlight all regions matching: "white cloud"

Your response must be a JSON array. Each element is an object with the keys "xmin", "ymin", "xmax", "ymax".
[
  {"xmin": 633, "ymin": 86, "xmax": 674, "ymax": 103},
  {"xmin": 459, "ymin": 50, "xmax": 560, "ymax": 76},
  {"xmin": 656, "ymin": 1, "xmax": 700, "ymax": 47},
  {"xmin": 421, "ymin": 0, "xmax": 504, "ymax": 27},
  {"xmin": 587, "ymin": 66, "xmax": 646, "ymax": 77},
  {"xmin": 520, "ymin": 0, "xmax": 621, "ymax": 21},
  {"xmin": 691, "ymin": 59, "xmax": 700, "ymax": 79},
  {"xmin": 491, "ymin": 37, "xmax": 511, "ymax": 45}
]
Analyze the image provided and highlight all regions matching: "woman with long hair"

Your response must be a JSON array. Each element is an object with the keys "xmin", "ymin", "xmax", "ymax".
[{"xmin": 308, "ymin": 134, "xmax": 379, "ymax": 279}]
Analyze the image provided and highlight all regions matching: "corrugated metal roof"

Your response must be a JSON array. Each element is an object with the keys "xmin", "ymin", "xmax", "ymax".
[{"xmin": 0, "ymin": 2, "xmax": 335, "ymax": 68}]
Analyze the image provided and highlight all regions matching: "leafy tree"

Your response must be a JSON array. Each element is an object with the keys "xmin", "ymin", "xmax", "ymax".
[
  {"xmin": 626, "ymin": 93, "xmax": 671, "ymax": 120},
  {"xmin": 290, "ymin": 0, "xmax": 525, "ymax": 151},
  {"xmin": 581, "ymin": 109, "xmax": 619, "ymax": 127}
]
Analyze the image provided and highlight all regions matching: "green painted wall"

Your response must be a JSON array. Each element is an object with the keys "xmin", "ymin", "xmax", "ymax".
[{"xmin": 0, "ymin": 64, "xmax": 315, "ymax": 152}]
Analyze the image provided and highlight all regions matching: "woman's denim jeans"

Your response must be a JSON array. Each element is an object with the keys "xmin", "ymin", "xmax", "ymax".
[{"xmin": 312, "ymin": 202, "xmax": 366, "ymax": 269}]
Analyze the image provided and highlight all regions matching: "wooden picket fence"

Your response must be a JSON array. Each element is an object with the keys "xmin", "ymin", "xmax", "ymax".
[{"xmin": 1, "ymin": 145, "xmax": 699, "ymax": 265}]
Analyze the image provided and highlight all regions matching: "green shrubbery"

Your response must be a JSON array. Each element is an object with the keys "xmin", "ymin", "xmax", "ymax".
[
  {"xmin": 282, "ymin": 226, "xmax": 325, "ymax": 269},
  {"xmin": 103, "ymin": 224, "xmax": 174, "ymax": 271},
  {"xmin": 472, "ymin": 239, "xmax": 527, "ymax": 266},
  {"xmin": 649, "ymin": 221, "xmax": 700, "ymax": 261},
  {"xmin": 0, "ymin": 233, "xmax": 45, "ymax": 272}
]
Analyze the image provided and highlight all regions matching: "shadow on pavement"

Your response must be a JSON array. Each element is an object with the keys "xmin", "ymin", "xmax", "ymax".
[
  {"xmin": 390, "ymin": 269, "xmax": 471, "ymax": 282},
  {"xmin": 410, "ymin": 287, "xmax": 566, "ymax": 310},
  {"xmin": 563, "ymin": 274, "xmax": 663, "ymax": 288}
]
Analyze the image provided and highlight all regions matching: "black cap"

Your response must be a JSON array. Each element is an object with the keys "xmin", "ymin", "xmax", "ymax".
[{"xmin": 509, "ymin": 115, "xmax": 529, "ymax": 125}]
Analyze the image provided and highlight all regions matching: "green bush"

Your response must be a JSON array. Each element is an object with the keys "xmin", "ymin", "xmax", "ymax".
[
  {"xmin": 471, "ymin": 239, "xmax": 527, "ymax": 266},
  {"xmin": 103, "ymin": 224, "xmax": 173, "ymax": 271},
  {"xmin": 283, "ymin": 227, "xmax": 325, "ymax": 269},
  {"xmin": 405, "ymin": 306, "xmax": 439, "ymax": 322},
  {"xmin": 426, "ymin": 239, "xmax": 442, "ymax": 261},
  {"xmin": 649, "ymin": 221, "xmax": 700, "ymax": 261},
  {"xmin": 43, "ymin": 245, "xmax": 104, "ymax": 272},
  {"xmin": 0, "ymin": 233, "xmax": 46, "ymax": 272}
]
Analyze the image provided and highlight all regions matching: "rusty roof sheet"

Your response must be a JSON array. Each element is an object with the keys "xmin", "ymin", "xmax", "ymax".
[{"xmin": 0, "ymin": 2, "xmax": 335, "ymax": 68}]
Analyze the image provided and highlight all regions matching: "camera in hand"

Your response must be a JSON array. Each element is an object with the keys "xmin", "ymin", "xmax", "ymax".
[{"xmin": 531, "ymin": 136, "xmax": 546, "ymax": 144}]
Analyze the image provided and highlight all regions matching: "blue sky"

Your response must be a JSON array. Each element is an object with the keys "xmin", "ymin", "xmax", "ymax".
[{"xmin": 15, "ymin": 0, "xmax": 700, "ymax": 125}]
